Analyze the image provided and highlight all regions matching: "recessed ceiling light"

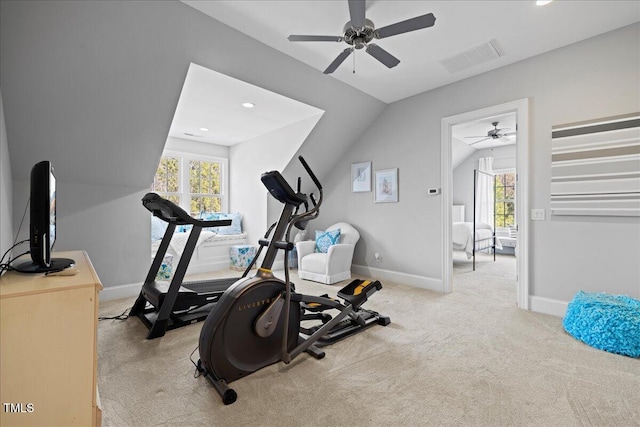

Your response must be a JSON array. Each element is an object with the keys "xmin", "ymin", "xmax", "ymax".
[
  {"xmin": 536, "ymin": 0, "xmax": 553, "ymax": 5},
  {"xmin": 242, "ymin": 102, "xmax": 255, "ymax": 108},
  {"xmin": 199, "ymin": 127, "xmax": 209, "ymax": 132}
]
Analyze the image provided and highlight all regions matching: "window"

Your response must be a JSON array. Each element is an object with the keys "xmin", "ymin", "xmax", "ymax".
[
  {"xmin": 151, "ymin": 151, "xmax": 228, "ymax": 217},
  {"xmin": 152, "ymin": 156, "xmax": 181, "ymax": 205},
  {"xmin": 189, "ymin": 159, "xmax": 222, "ymax": 216},
  {"xmin": 494, "ymin": 171, "xmax": 516, "ymax": 228}
]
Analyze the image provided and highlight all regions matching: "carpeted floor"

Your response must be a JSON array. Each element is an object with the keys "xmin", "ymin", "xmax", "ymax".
[{"xmin": 97, "ymin": 255, "xmax": 640, "ymax": 426}]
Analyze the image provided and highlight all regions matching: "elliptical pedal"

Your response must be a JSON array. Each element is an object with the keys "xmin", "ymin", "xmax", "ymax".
[
  {"xmin": 301, "ymin": 294, "xmax": 340, "ymax": 312},
  {"xmin": 337, "ymin": 279, "xmax": 383, "ymax": 309}
]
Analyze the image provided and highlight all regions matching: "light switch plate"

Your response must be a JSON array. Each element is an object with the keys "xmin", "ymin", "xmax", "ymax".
[{"xmin": 531, "ymin": 209, "xmax": 545, "ymax": 221}]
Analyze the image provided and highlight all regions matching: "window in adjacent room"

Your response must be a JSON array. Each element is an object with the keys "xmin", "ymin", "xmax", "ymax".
[
  {"xmin": 151, "ymin": 151, "xmax": 228, "ymax": 216},
  {"xmin": 494, "ymin": 171, "xmax": 516, "ymax": 228}
]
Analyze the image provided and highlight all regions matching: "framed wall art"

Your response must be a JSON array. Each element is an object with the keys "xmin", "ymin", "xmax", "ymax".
[
  {"xmin": 375, "ymin": 168, "xmax": 398, "ymax": 203},
  {"xmin": 351, "ymin": 161, "xmax": 372, "ymax": 192}
]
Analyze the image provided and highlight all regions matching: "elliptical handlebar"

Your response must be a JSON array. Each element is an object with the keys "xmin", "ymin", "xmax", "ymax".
[
  {"xmin": 290, "ymin": 156, "xmax": 323, "ymax": 233},
  {"xmin": 298, "ymin": 155, "xmax": 322, "ymax": 190},
  {"xmin": 279, "ymin": 156, "xmax": 324, "ymax": 366}
]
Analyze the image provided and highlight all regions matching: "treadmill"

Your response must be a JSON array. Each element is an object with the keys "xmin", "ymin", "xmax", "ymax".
[{"xmin": 130, "ymin": 193, "xmax": 245, "ymax": 339}]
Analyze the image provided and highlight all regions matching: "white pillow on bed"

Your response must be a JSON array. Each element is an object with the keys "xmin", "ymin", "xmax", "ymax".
[{"xmin": 476, "ymin": 222, "xmax": 493, "ymax": 231}]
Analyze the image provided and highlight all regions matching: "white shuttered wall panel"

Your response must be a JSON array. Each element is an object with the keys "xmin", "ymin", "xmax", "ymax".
[{"xmin": 551, "ymin": 113, "xmax": 640, "ymax": 217}]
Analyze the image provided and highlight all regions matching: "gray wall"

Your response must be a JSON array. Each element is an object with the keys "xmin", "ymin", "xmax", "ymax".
[
  {"xmin": 0, "ymin": 1, "xmax": 385, "ymax": 287},
  {"xmin": 318, "ymin": 23, "xmax": 640, "ymax": 301},
  {"xmin": 0, "ymin": 90, "xmax": 13, "ymax": 266},
  {"xmin": 2, "ymin": 1, "xmax": 637, "ymax": 305},
  {"xmin": 231, "ymin": 113, "xmax": 324, "ymax": 247}
]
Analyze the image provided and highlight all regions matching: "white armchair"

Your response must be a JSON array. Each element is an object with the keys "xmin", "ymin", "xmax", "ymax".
[{"xmin": 296, "ymin": 222, "xmax": 360, "ymax": 284}]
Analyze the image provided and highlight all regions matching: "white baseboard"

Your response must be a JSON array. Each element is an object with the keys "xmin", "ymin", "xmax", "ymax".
[
  {"xmin": 352, "ymin": 265, "xmax": 570, "ymax": 318},
  {"xmin": 352, "ymin": 264, "xmax": 443, "ymax": 293},
  {"xmin": 528, "ymin": 296, "xmax": 568, "ymax": 318},
  {"xmin": 99, "ymin": 282, "xmax": 142, "ymax": 302}
]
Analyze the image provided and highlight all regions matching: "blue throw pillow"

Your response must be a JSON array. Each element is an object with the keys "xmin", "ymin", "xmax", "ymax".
[
  {"xmin": 315, "ymin": 229, "xmax": 341, "ymax": 253},
  {"xmin": 198, "ymin": 212, "xmax": 243, "ymax": 234},
  {"xmin": 215, "ymin": 212, "xmax": 243, "ymax": 235},
  {"xmin": 151, "ymin": 215, "xmax": 168, "ymax": 241},
  {"xmin": 199, "ymin": 211, "xmax": 220, "ymax": 233},
  {"xmin": 177, "ymin": 224, "xmax": 192, "ymax": 233}
]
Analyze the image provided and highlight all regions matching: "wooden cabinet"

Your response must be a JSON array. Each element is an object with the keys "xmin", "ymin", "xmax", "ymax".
[{"xmin": 0, "ymin": 251, "xmax": 102, "ymax": 426}]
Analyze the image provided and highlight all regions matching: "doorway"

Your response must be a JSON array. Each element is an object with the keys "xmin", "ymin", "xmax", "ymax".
[{"xmin": 441, "ymin": 99, "xmax": 529, "ymax": 309}]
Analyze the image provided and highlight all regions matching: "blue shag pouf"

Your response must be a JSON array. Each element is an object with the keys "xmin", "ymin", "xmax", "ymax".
[{"xmin": 563, "ymin": 291, "xmax": 640, "ymax": 358}]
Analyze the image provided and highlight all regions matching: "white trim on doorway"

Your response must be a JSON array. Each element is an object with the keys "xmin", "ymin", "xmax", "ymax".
[{"xmin": 441, "ymin": 99, "xmax": 530, "ymax": 310}]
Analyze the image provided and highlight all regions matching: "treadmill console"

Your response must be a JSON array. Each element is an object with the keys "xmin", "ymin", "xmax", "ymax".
[{"xmin": 142, "ymin": 193, "xmax": 231, "ymax": 228}]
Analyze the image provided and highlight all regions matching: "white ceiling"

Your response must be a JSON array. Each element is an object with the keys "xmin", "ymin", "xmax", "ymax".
[
  {"xmin": 172, "ymin": 1, "xmax": 638, "ymax": 147},
  {"xmin": 169, "ymin": 63, "xmax": 323, "ymax": 145},
  {"xmin": 183, "ymin": 0, "xmax": 640, "ymax": 104}
]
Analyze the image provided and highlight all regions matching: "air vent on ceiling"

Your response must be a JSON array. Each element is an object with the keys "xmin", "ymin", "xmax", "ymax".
[{"xmin": 439, "ymin": 39, "xmax": 504, "ymax": 74}]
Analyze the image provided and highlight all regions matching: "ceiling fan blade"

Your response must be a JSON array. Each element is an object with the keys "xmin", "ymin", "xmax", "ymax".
[
  {"xmin": 366, "ymin": 44, "xmax": 400, "ymax": 68},
  {"xmin": 348, "ymin": 0, "xmax": 366, "ymax": 28},
  {"xmin": 324, "ymin": 48, "xmax": 354, "ymax": 74},
  {"xmin": 375, "ymin": 13, "xmax": 436, "ymax": 39},
  {"xmin": 288, "ymin": 35, "xmax": 343, "ymax": 42},
  {"xmin": 465, "ymin": 136, "xmax": 490, "ymax": 139},
  {"xmin": 469, "ymin": 137, "xmax": 491, "ymax": 145}
]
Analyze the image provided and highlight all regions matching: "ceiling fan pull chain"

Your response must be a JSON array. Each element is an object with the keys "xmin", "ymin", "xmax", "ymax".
[{"xmin": 353, "ymin": 50, "xmax": 356, "ymax": 74}]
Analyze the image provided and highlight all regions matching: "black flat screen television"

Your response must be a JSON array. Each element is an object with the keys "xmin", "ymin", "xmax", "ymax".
[{"xmin": 14, "ymin": 161, "xmax": 74, "ymax": 273}]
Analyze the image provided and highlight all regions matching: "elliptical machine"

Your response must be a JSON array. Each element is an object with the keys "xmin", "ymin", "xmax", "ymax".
[{"xmin": 197, "ymin": 156, "xmax": 389, "ymax": 405}]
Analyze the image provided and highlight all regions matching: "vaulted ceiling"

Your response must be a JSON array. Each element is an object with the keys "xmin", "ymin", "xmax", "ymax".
[
  {"xmin": 172, "ymin": 1, "xmax": 639, "ymax": 147},
  {"xmin": 184, "ymin": 0, "xmax": 640, "ymax": 103}
]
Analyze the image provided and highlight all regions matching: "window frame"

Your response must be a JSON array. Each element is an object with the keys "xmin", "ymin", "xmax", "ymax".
[
  {"xmin": 152, "ymin": 154, "xmax": 182, "ymax": 205},
  {"xmin": 493, "ymin": 169, "xmax": 516, "ymax": 230},
  {"xmin": 153, "ymin": 150, "xmax": 229, "ymax": 216}
]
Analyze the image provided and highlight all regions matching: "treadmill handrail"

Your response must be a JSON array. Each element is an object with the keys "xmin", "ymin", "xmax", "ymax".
[{"xmin": 142, "ymin": 192, "xmax": 232, "ymax": 228}]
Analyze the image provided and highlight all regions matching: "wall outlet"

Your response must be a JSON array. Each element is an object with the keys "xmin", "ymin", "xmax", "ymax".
[
  {"xmin": 427, "ymin": 188, "xmax": 440, "ymax": 195},
  {"xmin": 530, "ymin": 209, "xmax": 545, "ymax": 221},
  {"xmin": 374, "ymin": 252, "xmax": 382, "ymax": 263}
]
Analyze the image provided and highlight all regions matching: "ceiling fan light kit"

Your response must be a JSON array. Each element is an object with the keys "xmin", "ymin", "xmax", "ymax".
[{"xmin": 287, "ymin": 0, "xmax": 436, "ymax": 74}]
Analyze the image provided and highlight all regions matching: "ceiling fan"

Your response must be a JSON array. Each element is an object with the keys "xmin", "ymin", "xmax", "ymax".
[
  {"xmin": 465, "ymin": 122, "xmax": 516, "ymax": 145},
  {"xmin": 287, "ymin": 0, "xmax": 436, "ymax": 74}
]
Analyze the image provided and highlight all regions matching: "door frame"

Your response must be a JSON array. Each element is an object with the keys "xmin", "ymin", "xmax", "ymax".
[{"xmin": 441, "ymin": 98, "xmax": 530, "ymax": 309}]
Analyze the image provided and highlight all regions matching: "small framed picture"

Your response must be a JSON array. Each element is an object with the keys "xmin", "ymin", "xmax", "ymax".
[
  {"xmin": 351, "ymin": 161, "xmax": 371, "ymax": 193},
  {"xmin": 375, "ymin": 168, "xmax": 398, "ymax": 203}
]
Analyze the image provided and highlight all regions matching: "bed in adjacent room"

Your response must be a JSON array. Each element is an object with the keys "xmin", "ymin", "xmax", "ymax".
[
  {"xmin": 452, "ymin": 168, "xmax": 501, "ymax": 270},
  {"xmin": 452, "ymin": 221, "xmax": 500, "ymax": 260}
]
